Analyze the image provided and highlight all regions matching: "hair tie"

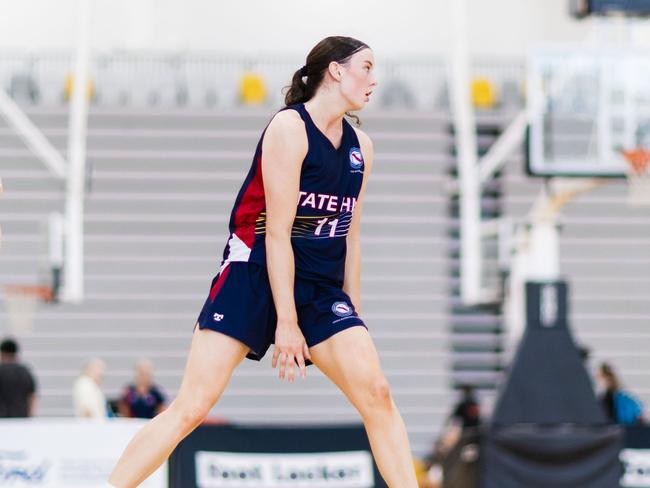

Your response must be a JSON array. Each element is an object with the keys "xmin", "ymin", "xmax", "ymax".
[{"xmin": 299, "ymin": 65, "xmax": 308, "ymax": 77}]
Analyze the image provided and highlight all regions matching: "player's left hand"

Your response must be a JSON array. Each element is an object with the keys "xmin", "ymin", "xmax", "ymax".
[{"xmin": 272, "ymin": 324, "xmax": 312, "ymax": 382}]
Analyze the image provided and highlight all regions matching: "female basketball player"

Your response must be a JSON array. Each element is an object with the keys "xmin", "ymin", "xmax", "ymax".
[{"xmin": 108, "ymin": 36, "xmax": 418, "ymax": 488}]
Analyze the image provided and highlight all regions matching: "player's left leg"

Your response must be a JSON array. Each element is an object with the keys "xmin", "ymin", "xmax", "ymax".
[{"xmin": 308, "ymin": 326, "xmax": 418, "ymax": 488}]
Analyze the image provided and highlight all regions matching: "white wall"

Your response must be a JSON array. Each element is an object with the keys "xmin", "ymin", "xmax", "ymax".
[{"xmin": 0, "ymin": 0, "xmax": 594, "ymax": 57}]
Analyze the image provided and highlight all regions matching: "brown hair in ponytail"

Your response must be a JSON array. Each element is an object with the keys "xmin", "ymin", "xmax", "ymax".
[{"xmin": 283, "ymin": 36, "xmax": 370, "ymax": 122}]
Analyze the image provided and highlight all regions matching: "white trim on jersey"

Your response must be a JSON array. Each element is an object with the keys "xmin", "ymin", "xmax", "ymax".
[{"xmin": 220, "ymin": 232, "xmax": 251, "ymax": 273}]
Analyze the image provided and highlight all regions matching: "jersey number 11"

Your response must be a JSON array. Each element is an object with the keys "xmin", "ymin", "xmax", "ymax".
[{"xmin": 315, "ymin": 217, "xmax": 339, "ymax": 237}]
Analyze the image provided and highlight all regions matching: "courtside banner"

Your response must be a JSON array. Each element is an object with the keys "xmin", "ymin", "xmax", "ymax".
[
  {"xmin": 620, "ymin": 450, "xmax": 650, "ymax": 487},
  {"xmin": 0, "ymin": 418, "xmax": 167, "ymax": 487},
  {"xmin": 621, "ymin": 426, "xmax": 650, "ymax": 487},
  {"xmin": 169, "ymin": 424, "xmax": 387, "ymax": 488},
  {"xmin": 195, "ymin": 451, "xmax": 374, "ymax": 487}
]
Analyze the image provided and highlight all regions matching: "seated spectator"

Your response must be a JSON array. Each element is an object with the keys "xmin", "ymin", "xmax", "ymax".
[
  {"xmin": 73, "ymin": 358, "xmax": 108, "ymax": 419},
  {"xmin": 598, "ymin": 362, "xmax": 645, "ymax": 425},
  {"xmin": 0, "ymin": 338, "xmax": 37, "ymax": 417},
  {"xmin": 118, "ymin": 359, "xmax": 166, "ymax": 419}
]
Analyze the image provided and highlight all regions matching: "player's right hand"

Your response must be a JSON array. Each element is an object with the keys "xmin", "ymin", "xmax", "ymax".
[{"xmin": 272, "ymin": 322, "xmax": 312, "ymax": 382}]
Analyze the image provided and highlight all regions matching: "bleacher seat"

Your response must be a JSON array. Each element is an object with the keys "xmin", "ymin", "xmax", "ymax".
[
  {"xmin": 63, "ymin": 73, "xmax": 96, "ymax": 102},
  {"xmin": 239, "ymin": 73, "xmax": 267, "ymax": 105},
  {"xmin": 471, "ymin": 78, "xmax": 497, "ymax": 109}
]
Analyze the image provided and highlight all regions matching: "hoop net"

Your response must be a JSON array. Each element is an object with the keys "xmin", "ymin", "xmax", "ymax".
[
  {"xmin": 3, "ymin": 285, "xmax": 52, "ymax": 335},
  {"xmin": 621, "ymin": 149, "xmax": 650, "ymax": 206}
]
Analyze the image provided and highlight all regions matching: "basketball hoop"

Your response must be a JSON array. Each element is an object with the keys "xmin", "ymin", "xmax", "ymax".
[
  {"xmin": 3, "ymin": 285, "xmax": 52, "ymax": 335},
  {"xmin": 621, "ymin": 149, "xmax": 650, "ymax": 206}
]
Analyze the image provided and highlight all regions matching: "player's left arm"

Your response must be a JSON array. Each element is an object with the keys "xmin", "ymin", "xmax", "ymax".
[{"xmin": 343, "ymin": 128, "xmax": 374, "ymax": 316}]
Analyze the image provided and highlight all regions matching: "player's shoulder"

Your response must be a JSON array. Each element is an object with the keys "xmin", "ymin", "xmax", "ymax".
[
  {"xmin": 263, "ymin": 107, "xmax": 308, "ymax": 156},
  {"xmin": 268, "ymin": 107, "xmax": 305, "ymax": 134},
  {"xmin": 352, "ymin": 126, "xmax": 373, "ymax": 150}
]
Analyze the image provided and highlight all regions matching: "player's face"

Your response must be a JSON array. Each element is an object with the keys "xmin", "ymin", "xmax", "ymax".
[{"xmin": 338, "ymin": 49, "xmax": 377, "ymax": 111}]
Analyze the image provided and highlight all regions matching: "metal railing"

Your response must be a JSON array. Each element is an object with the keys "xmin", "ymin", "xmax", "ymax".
[{"xmin": 0, "ymin": 50, "xmax": 525, "ymax": 110}]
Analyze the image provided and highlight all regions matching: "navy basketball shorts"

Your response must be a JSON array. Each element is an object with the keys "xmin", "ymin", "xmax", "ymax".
[{"xmin": 194, "ymin": 262, "xmax": 367, "ymax": 363}]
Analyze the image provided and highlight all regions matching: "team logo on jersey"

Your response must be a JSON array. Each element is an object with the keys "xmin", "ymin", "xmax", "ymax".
[
  {"xmin": 213, "ymin": 313, "xmax": 224, "ymax": 322},
  {"xmin": 349, "ymin": 147, "xmax": 364, "ymax": 171},
  {"xmin": 332, "ymin": 301, "xmax": 353, "ymax": 317}
]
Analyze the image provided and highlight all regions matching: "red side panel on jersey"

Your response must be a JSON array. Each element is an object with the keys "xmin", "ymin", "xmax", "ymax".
[
  {"xmin": 232, "ymin": 153, "xmax": 265, "ymax": 248},
  {"xmin": 209, "ymin": 264, "xmax": 232, "ymax": 303}
]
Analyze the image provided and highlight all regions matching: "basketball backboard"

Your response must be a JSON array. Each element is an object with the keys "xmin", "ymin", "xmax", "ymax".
[{"xmin": 527, "ymin": 45, "xmax": 650, "ymax": 177}]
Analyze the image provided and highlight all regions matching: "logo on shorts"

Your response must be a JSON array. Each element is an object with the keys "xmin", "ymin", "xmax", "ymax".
[
  {"xmin": 213, "ymin": 313, "xmax": 224, "ymax": 322},
  {"xmin": 349, "ymin": 147, "xmax": 364, "ymax": 171},
  {"xmin": 332, "ymin": 301, "xmax": 353, "ymax": 317}
]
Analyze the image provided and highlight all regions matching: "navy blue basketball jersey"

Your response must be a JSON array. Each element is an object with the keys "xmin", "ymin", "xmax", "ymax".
[{"xmin": 215, "ymin": 102, "xmax": 364, "ymax": 292}]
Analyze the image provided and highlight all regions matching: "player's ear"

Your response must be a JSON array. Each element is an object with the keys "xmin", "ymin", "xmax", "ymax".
[{"xmin": 328, "ymin": 61, "xmax": 342, "ymax": 82}]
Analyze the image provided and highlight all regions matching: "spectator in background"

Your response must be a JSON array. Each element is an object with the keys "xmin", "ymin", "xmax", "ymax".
[
  {"xmin": 73, "ymin": 358, "xmax": 108, "ymax": 419},
  {"xmin": 118, "ymin": 359, "xmax": 166, "ymax": 419},
  {"xmin": 0, "ymin": 338, "xmax": 37, "ymax": 417},
  {"xmin": 420, "ymin": 385, "xmax": 482, "ymax": 488},
  {"xmin": 451, "ymin": 385, "xmax": 481, "ymax": 429},
  {"xmin": 598, "ymin": 362, "xmax": 645, "ymax": 425}
]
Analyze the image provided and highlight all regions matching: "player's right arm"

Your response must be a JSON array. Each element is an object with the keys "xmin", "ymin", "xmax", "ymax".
[{"xmin": 261, "ymin": 109, "xmax": 312, "ymax": 382}]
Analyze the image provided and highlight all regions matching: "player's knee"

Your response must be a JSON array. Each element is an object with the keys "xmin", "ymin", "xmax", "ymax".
[
  {"xmin": 358, "ymin": 376, "xmax": 394, "ymax": 415},
  {"xmin": 173, "ymin": 397, "xmax": 212, "ymax": 430},
  {"xmin": 180, "ymin": 403, "xmax": 210, "ymax": 430},
  {"xmin": 371, "ymin": 378, "xmax": 393, "ymax": 408}
]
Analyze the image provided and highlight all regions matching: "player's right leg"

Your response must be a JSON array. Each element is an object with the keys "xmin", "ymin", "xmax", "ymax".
[{"xmin": 107, "ymin": 326, "xmax": 249, "ymax": 488}]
